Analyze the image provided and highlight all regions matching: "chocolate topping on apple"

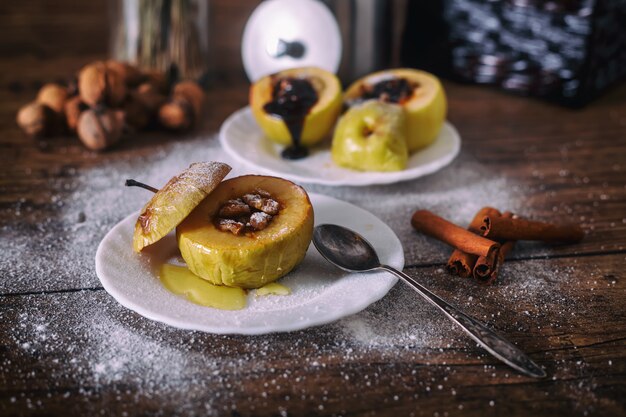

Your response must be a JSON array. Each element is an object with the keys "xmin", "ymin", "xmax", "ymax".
[
  {"xmin": 359, "ymin": 78, "xmax": 419, "ymax": 105},
  {"xmin": 263, "ymin": 77, "xmax": 319, "ymax": 160}
]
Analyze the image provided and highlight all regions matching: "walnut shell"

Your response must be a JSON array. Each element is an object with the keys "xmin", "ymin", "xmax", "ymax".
[
  {"xmin": 16, "ymin": 101, "xmax": 58, "ymax": 137},
  {"xmin": 37, "ymin": 83, "xmax": 68, "ymax": 114},
  {"xmin": 78, "ymin": 61, "xmax": 127, "ymax": 107},
  {"xmin": 78, "ymin": 62, "xmax": 107, "ymax": 107},
  {"xmin": 64, "ymin": 96, "xmax": 87, "ymax": 132},
  {"xmin": 172, "ymin": 81, "xmax": 205, "ymax": 121},
  {"xmin": 77, "ymin": 108, "xmax": 125, "ymax": 151},
  {"xmin": 158, "ymin": 98, "xmax": 194, "ymax": 131}
]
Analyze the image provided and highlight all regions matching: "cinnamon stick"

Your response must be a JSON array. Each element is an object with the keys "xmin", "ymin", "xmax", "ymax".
[
  {"xmin": 411, "ymin": 210, "xmax": 500, "ymax": 258},
  {"xmin": 473, "ymin": 212, "xmax": 516, "ymax": 285},
  {"xmin": 480, "ymin": 215, "xmax": 584, "ymax": 243},
  {"xmin": 447, "ymin": 207, "xmax": 501, "ymax": 277}
]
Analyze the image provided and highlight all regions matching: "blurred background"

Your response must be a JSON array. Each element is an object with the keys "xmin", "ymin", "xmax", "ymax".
[{"xmin": 1, "ymin": 0, "xmax": 624, "ymax": 106}]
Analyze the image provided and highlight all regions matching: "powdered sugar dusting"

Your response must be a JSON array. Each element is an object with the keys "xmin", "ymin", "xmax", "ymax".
[
  {"xmin": 0, "ymin": 136, "xmax": 249, "ymax": 294},
  {"xmin": 0, "ymin": 133, "xmax": 617, "ymax": 415},
  {"xmin": 2, "ymin": 253, "xmax": 611, "ymax": 415}
]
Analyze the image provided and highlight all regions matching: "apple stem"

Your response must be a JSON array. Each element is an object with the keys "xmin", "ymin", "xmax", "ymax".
[{"xmin": 125, "ymin": 179, "xmax": 158, "ymax": 193}]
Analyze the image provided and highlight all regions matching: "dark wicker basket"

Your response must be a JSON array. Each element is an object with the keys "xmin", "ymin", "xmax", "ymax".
[{"xmin": 401, "ymin": 0, "xmax": 626, "ymax": 107}]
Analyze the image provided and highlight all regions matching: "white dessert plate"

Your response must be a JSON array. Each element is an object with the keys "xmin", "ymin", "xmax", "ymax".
[
  {"xmin": 95, "ymin": 193, "xmax": 403, "ymax": 335},
  {"xmin": 219, "ymin": 106, "xmax": 461, "ymax": 186}
]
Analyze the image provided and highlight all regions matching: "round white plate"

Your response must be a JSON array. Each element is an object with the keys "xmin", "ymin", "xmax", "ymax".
[
  {"xmin": 95, "ymin": 193, "xmax": 404, "ymax": 335},
  {"xmin": 219, "ymin": 106, "xmax": 461, "ymax": 186}
]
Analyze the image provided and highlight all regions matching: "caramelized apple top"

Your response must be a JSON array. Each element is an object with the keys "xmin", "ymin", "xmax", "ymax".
[{"xmin": 359, "ymin": 78, "xmax": 419, "ymax": 105}]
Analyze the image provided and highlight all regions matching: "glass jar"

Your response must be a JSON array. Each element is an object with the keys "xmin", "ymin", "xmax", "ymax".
[{"xmin": 110, "ymin": 0, "xmax": 209, "ymax": 82}]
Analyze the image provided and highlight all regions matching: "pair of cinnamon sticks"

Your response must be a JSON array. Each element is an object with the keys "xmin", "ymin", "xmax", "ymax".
[{"xmin": 411, "ymin": 208, "xmax": 584, "ymax": 285}]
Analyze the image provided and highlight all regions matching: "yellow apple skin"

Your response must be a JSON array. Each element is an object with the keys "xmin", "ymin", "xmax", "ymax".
[
  {"xmin": 332, "ymin": 101, "xmax": 408, "ymax": 172},
  {"xmin": 177, "ymin": 175, "xmax": 314, "ymax": 289},
  {"xmin": 249, "ymin": 67, "xmax": 343, "ymax": 147},
  {"xmin": 345, "ymin": 69, "xmax": 447, "ymax": 152}
]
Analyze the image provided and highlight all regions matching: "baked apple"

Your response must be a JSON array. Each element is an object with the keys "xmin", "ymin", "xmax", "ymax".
[
  {"xmin": 132, "ymin": 161, "xmax": 231, "ymax": 252},
  {"xmin": 177, "ymin": 175, "xmax": 314, "ymax": 289},
  {"xmin": 344, "ymin": 69, "xmax": 446, "ymax": 152},
  {"xmin": 249, "ymin": 67, "xmax": 342, "ymax": 159},
  {"xmin": 332, "ymin": 100, "xmax": 408, "ymax": 172}
]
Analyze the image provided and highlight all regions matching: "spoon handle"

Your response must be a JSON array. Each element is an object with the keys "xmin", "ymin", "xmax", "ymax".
[{"xmin": 380, "ymin": 264, "xmax": 546, "ymax": 378}]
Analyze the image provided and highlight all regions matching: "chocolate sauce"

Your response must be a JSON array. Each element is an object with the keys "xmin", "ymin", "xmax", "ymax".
[
  {"xmin": 263, "ymin": 77, "xmax": 319, "ymax": 160},
  {"xmin": 361, "ymin": 78, "xmax": 418, "ymax": 105}
]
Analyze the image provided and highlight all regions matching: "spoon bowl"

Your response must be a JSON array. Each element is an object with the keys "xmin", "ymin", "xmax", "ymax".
[
  {"xmin": 313, "ymin": 224, "xmax": 380, "ymax": 272},
  {"xmin": 313, "ymin": 223, "xmax": 546, "ymax": 378}
]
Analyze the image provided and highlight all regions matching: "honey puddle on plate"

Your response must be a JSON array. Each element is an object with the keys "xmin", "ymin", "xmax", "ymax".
[
  {"xmin": 160, "ymin": 264, "xmax": 291, "ymax": 310},
  {"xmin": 160, "ymin": 264, "xmax": 247, "ymax": 310}
]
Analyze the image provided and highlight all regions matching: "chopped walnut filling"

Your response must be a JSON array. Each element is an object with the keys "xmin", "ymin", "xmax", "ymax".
[
  {"xmin": 216, "ymin": 219, "xmax": 245, "ymax": 235},
  {"xmin": 218, "ymin": 199, "xmax": 251, "ymax": 218},
  {"xmin": 241, "ymin": 194, "xmax": 280, "ymax": 215},
  {"xmin": 215, "ymin": 189, "xmax": 280, "ymax": 235},
  {"xmin": 249, "ymin": 212, "xmax": 272, "ymax": 230}
]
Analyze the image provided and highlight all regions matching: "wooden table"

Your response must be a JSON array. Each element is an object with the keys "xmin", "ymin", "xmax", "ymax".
[{"xmin": 1, "ymin": 52, "xmax": 625, "ymax": 417}]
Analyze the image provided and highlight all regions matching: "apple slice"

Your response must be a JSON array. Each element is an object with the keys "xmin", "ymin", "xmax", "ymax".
[
  {"xmin": 132, "ymin": 161, "xmax": 231, "ymax": 252},
  {"xmin": 332, "ymin": 100, "xmax": 408, "ymax": 172}
]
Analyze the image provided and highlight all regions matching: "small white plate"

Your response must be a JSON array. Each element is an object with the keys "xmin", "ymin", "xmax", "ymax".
[
  {"xmin": 219, "ymin": 106, "xmax": 461, "ymax": 186},
  {"xmin": 95, "ymin": 193, "xmax": 404, "ymax": 335}
]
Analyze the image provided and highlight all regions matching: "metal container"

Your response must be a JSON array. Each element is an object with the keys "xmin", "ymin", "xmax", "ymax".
[
  {"xmin": 109, "ymin": 0, "xmax": 210, "ymax": 82},
  {"xmin": 323, "ymin": 0, "xmax": 401, "ymax": 83}
]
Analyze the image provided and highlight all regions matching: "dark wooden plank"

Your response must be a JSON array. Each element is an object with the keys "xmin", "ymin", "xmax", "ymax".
[{"xmin": 1, "ymin": 254, "xmax": 624, "ymax": 416}]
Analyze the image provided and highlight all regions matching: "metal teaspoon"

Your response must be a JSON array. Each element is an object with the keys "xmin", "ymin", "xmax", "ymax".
[{"xmin": 312, "ymin": 224, "xmax": 546, "ymax": 378}]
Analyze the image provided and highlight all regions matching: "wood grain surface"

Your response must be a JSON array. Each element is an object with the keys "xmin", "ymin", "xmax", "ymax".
[{"xmin": 1, "ymin": 2, "xmax": 625, "ymax": 417}]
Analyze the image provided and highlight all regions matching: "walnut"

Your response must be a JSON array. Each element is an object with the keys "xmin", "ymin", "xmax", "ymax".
[
  {"xmin": 36, "ymin": 83, "xmax": 68, "ymax": 114},
  {"xmin": 158, "ymin": 98, "xmax": 194, "ymax": 131},
  {"xmin": 172, "ymin": 81, "xmax": 205, "ymax": 121},
  {"xmin": 76, "ymin": 108, "xmax": 125, "ymax": 151},
  {"xmin": 78, "ymin": 62, "xmax": 106, "ymax": 107},
  {"xmin": 215, "ymin": 190, "xmax": 279, "ymax": 235},
  {"xmin": 216, "ymin": 219, "xmax": 245, "ymax": 235},
  {"xmin": 78, "ymin": 61, "xmax": 127, "ymax": 107},
  {"xmin": 242, "ymin": 193, "xmax": 280, "ymax": 215},
  {"xmin": 218, "ymin": 199, "xmax": 251, "ymax": 218},
  {"xmin": 249, "ymin": 212, "xmax": 272, "ymax": 231},
  {"xmin": 16, "ymin": 102, "xmax": 58, "ymax": 137},
  {"xmin": 260, "ymin": 198, "xmax": 280, "ymax": 215},
  {"xmin": 255, "ymin": 189, "xmax": 272, "ymax": 198}
]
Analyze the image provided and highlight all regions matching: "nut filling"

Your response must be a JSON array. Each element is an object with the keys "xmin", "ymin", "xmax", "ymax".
[{"xmin": 215, "ymin": 189, "xmax": 281, "ymax": 235}]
